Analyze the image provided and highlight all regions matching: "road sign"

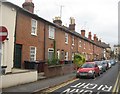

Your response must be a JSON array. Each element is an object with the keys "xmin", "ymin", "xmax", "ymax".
[{"xmin": 0, "ymin": 26, "xmax": 8, "ymax": 41}]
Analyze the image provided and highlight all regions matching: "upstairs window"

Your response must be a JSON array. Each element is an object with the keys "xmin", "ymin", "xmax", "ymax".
[
  {"xmin": 72, "ymin": 36, "xmax": 74, "ymax": 45},
  {"xmin": 65, "ymin": 33, "xmax": 68, "ymax": 44},
  {"xmin": 30, "ymin": 46, "xmax": 36, "ymax": 61},
  {"xmin": 31, "ymin": 19, "xmax": 37, "ymax": 35},
  {"xmin": 79, "ymin": 40, "xmax": 82, "ymax": 47},
  {"xmin": 49, "ymin": 26, "xmax": 55, "ymax": 39}
]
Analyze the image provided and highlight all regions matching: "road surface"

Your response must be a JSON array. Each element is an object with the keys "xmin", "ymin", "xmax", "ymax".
[{"xmin": 42, "ymin": 63, "xmax": 120, "ymax": 94}]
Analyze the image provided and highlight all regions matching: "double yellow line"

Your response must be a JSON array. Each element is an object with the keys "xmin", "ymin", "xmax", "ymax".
[
  {"xmin": 112, "ymin": 70, "xmax": 120, "ymax": 93},
  {"xmin": 43, "ymin": 78, "xmax": 79, "ymax": 93}
]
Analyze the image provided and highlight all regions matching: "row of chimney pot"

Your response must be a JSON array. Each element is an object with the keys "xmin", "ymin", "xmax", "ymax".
[{"xmin": 22, "ymin": 0, "xmax": 101, "ymax": 43}]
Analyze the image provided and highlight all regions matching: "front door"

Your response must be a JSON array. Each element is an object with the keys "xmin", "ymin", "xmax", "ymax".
[{"xmin": 14, "ymin": 44, "xmax": 22, "ymax": 68}]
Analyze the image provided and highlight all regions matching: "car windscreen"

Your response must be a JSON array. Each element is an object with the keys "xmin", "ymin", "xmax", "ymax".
[
  {"xmin": 101, "ymin": 61, "xmax": 106, "ymax": 64},
  {"xmin": 95, "ymin": 61, "xmax": 101, "ymax": 65},
  {"xmin": 81, "ymin": 63, "xmax": 94, "ymax": 68}
]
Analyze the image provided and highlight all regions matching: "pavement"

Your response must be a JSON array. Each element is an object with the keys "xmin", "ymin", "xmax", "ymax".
[{"xmin": 2, "ymin": 72, "xmax": 76, "ymax": 93}]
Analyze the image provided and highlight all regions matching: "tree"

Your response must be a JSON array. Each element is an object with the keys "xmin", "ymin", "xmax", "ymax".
[{"xmin": 73, "ymin": 53, "xmax": 86, "ymax": 69}]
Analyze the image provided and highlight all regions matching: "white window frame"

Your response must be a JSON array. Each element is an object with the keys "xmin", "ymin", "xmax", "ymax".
[
  {"xmin": 49, "ymin": 26, "xmax": 55, "ymax": 39},
  {"xmin": 72, "ymin": 36, "xmax": 74, "ymax": 45},
  {"xmin": 48, "ymin": 48, "xmax": 54, "ymax": 60},
  {"xmin": 65, "ymin": 52, "xmax": 68, "ymax": 60},
  {"xmin": 72, "ymin": 52, "xmax": 74, "ymax": 60},
  {"xmin": 57, "ymin": 50, "xmax": 60, "ymax": 59},
  {"xmin": 79, "ymin": 40, "xmax": 82, "ymax": 47},
  {"xmin": 30, "ymin": 46, "xmax": 36, "ymax": 61},
  {"xmin": 31, "ymin": 19, "xmax": 37, "ymax": 36},
  {"xmin": 65, "ymin": 33, "xmax": 68, "ymax": 44}
]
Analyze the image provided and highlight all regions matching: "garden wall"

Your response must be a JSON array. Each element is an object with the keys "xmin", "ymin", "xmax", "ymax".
[{"xmin": 44, "ymin": 63, "xmax": 75, "ymax": 78}]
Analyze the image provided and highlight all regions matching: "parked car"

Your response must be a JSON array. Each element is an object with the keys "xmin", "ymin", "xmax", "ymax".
[
  {"xmin": 101, "ymin": 61, "xmax": 109, "ymax": 70},
  {"xmin": 115, "ymin": 59, "xmax": 118, "ymax": 63},
  {"xmin": 94, "ymin": 61, "xmax": 106, "ymax": 74},
  {"xmin": 110, "ymin": 59, "xmax": 116, "ymax": 65},
  {"xmin": 106, "ymin": 60, "xmax": 112, "ymax": 69},
  {"xmin": 76, "ymin": 62, "xmax": 100, "ymax": 79}
]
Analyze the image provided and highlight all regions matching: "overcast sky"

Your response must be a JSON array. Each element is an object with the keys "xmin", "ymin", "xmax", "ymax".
[{"xmin": 8, "ymin": 0, "xmax": 119, "ymax": 48}]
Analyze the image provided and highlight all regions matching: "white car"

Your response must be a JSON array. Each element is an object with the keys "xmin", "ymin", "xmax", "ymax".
[{"xmin": 107, "ymin": 60, "xmax": 112, "ymax": 68}]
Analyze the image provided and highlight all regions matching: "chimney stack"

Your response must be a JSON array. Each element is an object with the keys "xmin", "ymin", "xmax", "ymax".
[
  {"xmin": 93, "ymin": 34, "xmax": 97, "ymax": 42},
  {"xmin": 81, "ymin": 30, "xmax": 85, "ymax": 37},
  {"xmin": 88, "ymin": 32, "xmax": 92, "ymax": 40},
  {"xmin": 99, "ymin": 39, "xmax": 101, "ymax": 42},
  {"xmin": 96, "ymin": 37, "xmax": 98, "ymax": 41},
  {"xmin": 53, "ymin": 17, "xmax": 62, "ymax": 26},
  {"xmin": 22, "ymin": 0, "xmax": 34, "ymax": 13},
  {"xmin": 69, "ymin": 17, "xmax": 75, "ymax": 31}
]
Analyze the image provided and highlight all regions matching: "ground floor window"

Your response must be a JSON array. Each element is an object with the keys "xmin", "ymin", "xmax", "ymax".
[
  {"xmin": 72, "ymin": 52, "xmax": 74, "ymax": 60},
  {"xmin": 57, "ymin": 50, "xmax": 60, "ymax": 59},
  {"xmin": 61, "ymin": 50, "xmax": 64, "ymax": 60},
  {"xmin": 65, "ymin": 52, "xmax": 68, "ymax": 60},
  {"xmin": 30, "ymin": 46, "xmax": 36, "ymax": 61},
  {"xmin": 48, "ymin": 48, "xmax": 54, "ymax": 60}
]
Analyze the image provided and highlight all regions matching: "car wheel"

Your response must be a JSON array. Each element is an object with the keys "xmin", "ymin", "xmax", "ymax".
[
  {"xmin": 92, "ymin": 73, "xmax": 95, "ymax": 79},
  {"xmin": 76, "ymin": 75, "xmax": 79, "ymax": 78},
  {"xmin": 104, "ymin": 69, "xmax": 106, "ymax": 72},
  {"xmin": 101, "ymin": 70, "xmax": 103, "ymax": 74},
  {"xmin": 98, "ymin": 72, "xmax": 100, "ymax": 76}
]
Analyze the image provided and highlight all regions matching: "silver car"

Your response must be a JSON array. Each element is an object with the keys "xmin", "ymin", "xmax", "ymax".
[
  {"xmin": 106, "ymin": 60, "xmax": 112, "ymax": 69},
  {"xmin": 95, "ymin": 61, "xmax": 105, "ymax": 74}
]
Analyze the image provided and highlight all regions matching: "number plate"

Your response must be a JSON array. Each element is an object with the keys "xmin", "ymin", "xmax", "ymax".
[{"xmin": 80, "ymin": 73, "xmax": 87, "ymax": 76}]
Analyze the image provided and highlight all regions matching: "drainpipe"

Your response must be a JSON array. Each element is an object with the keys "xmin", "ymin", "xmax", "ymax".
[
  {"xmin": 13, "ymin": 8, "xmax": 18, "ymax": 68},
  {"xmin": 44, "ymin": 24, "xmax": 46, "ymax": 61}
]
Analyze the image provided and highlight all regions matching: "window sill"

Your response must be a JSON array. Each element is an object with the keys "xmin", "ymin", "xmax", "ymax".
[
  {"xmin": 49, "ymin": 37, "xmax": 54, "ymax": 40},
  {"xmin": 31, "ymin": 34, "xmax": 37, "ymax": 36}
]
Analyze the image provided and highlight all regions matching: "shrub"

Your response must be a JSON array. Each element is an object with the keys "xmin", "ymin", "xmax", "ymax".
[{"xmin": 73, "ymin": 53, "xmax": 86, "ymax": 68}]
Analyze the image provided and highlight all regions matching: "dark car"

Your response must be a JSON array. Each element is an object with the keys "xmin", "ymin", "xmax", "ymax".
[
  {"xmin": 95, "ymin": 61, "xmax": 106, "ymax": 73},
  {"xmin": 101, "ymin": 61, "xmax": 109, "ymax": 70},
  {"xmin": 76, "ymin": 62, "xmax": 100, "ymax": 79}
]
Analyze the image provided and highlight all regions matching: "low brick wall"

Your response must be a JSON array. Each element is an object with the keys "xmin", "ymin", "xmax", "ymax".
[
  {"xmin": 62, "ymin": 63, "xmax": 74, "ymax": 75},
  {"xmin": 44, "ymin": 63, "xmax": 75, "ymax": 78}
]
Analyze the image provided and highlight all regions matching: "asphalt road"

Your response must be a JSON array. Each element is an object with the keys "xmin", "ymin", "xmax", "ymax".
[{"xmin": 47, "ymin": 63, "xmax": 119, "ymax": 94}]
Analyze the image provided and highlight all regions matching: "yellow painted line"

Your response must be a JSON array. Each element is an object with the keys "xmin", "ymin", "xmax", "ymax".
[
  {"xmin": 112, "ymin": 71, "xmax": 120, "ymax": 93},
  {"xmin": 43, "ymin": 78, "xmax": 79, "ymax": 93}
]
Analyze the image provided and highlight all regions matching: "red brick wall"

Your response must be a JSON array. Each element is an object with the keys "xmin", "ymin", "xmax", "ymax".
[
  {"xmin": 15, "ymin": 11, "xmax": 106, "ymax": 68},
  {"xmin": 16, "ymin": 12, "xmax": 45, "ymax": 67},
  {"xmin": 45, "ymin": 27, "xmax": 78, "ymax": 61},
  {"xmin": 44, "ymin": 63, "xmax": 75, "ymax": 77}
]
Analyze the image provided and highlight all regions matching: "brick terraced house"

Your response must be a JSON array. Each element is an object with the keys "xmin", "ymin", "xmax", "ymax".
[
  {"xmin": 1, "ymin": 0, "xmax": 110, "ymax": 74},
  {"xmin": 14, "ymin": 0, "xmax": 110, "ymax": 70}
]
